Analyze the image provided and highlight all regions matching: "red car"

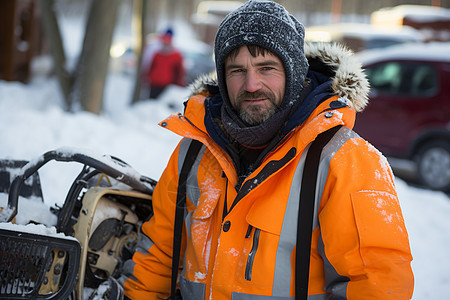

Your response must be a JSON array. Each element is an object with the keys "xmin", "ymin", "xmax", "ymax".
[{"xmin": 354, "ymin": 43, "xmax": 450, "ymax": 192}]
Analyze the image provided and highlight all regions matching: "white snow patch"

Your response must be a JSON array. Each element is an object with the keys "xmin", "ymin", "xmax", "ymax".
[
  {"xmin": 0, "ymin": 193, "xmax": 57, "ymax": 225},
  {"xmin": 0, "ymin": 222, "xmax": 76, "ymax": 240},
  {"xmin": 195, "ymin": 272, "xmax": 207, "ymax": 280},
  {"xmin": 228, "ymin": 248, "xmax": 239, "ymax": 257}
]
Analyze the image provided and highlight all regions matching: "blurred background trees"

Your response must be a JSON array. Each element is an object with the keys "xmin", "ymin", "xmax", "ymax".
[{"xmin": 39, "ymin": 0, "xmax": 120, "ymax": 112}]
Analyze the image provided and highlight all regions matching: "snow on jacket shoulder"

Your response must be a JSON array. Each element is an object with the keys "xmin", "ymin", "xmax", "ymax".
[{"xmin": 122, "ymin": 43, "xmax": 414, "ymax": 300}]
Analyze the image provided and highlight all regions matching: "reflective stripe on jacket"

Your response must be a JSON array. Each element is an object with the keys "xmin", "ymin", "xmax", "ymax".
[{"xmin": 123, "ymin": 93, "xmax": 414, "ymax": 299}]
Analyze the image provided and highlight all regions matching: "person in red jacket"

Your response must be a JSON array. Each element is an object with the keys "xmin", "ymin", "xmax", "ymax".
[{"xmin": 147, "ymin": 28, "xmax": 185, "ymax": 99}]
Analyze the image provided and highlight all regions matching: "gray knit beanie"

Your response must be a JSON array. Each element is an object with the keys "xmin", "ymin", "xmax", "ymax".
[{"xmin": 214, "ymin": 0, "xmax": 309, "ymax": 109}]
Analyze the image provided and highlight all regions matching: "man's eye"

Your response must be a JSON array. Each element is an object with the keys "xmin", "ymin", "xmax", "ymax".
[
  {"xmin": 262, "ymin": 67, "xmax": 274, "ymax": 71},
  {"xmin": 231, "ymin": 69, "xmax": 243, "ymax": 73}
]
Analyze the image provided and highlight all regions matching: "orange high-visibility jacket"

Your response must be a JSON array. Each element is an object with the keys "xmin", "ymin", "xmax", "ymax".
[{"xmin": 122, "ymin": 43, "xmax": 414, "ymax": 299}]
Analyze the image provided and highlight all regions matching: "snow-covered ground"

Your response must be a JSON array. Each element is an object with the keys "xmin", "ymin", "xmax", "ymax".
[{"xmin": 1, "ymin": 66, "xmax": 450, "ymax": 299}]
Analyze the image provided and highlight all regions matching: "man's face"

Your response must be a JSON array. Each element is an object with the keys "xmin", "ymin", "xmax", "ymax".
[{"xmin": 225, "ymin": 46, "xmax": 286, "ymax": 125}]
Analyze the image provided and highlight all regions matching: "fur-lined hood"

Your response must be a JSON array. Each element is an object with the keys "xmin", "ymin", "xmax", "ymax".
[{"xmin": 189, "ymin": 42, "xmax": 370, "ymax": 112}]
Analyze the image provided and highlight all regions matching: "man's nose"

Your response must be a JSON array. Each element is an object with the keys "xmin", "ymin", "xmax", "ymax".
[{"xmin": 244, "ymin": 70, "xmax": 262, "ymax": 92}]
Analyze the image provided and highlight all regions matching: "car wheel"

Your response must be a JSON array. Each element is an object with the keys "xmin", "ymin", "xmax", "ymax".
[{"xmin": 416, "ymin": 140, "xmax": 450, "ymax": 192}]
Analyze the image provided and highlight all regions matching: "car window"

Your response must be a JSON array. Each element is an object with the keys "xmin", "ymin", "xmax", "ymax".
[
  {"xmin": 366, "ymin": 62, "xmax": 402, "ymax": 94},
  {"xmin": 365, "ymin": 62, "xmax": 438, "ymax": 97},
  {"xmin": 411, "ymin": 64, "xmax": 438, "ymax": 97},
  {"xmin": 366, "ymin": 38, "xmax": 410, "ymax": 50}
]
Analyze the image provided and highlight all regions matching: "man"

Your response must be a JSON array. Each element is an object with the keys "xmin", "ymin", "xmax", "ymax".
[{"xmin": 121, "ymin": 1, "xmax": 414, "ymax": 299}]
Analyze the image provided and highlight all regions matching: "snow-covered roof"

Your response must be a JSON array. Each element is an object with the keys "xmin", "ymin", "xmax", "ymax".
[
  {"xmin": 355, "ymin": 42, "xmax": 450, "ymax": 65},
  {"xmin": 196, "ymin": 0, "xmax": 243, "ymax": 15},
  {"xmin": 192, "ymin": 1, "xmax": 244, "ymax": 25},
  {"xmin": 371, "ymin": 5, "xmax": 450, "ymax": 24},
  {"xmin": 305, "ymin": 23, "xmax": 422, "ymax": 43}
]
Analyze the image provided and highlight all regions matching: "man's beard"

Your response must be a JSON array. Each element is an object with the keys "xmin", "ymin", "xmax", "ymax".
[{"xmin": 235, "ymin": 90, "xmax": 279, "ymax": 125}]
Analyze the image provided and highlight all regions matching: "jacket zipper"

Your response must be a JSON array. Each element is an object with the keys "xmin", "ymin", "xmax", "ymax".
[{"xmin": 245, "ymin": 227, "xmax": 260, "ymax": 281}]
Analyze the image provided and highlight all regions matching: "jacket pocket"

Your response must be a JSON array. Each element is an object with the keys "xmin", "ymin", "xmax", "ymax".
[
  {"xmin": 351, "ymin": 190, "xmax": 412, "ymax": 266},
  {"xmin": 235, "ymin": 223, "xmax": 280, "ymax": 291}
]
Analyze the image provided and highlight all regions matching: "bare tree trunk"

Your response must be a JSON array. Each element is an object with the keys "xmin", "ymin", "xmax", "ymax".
[
  {"xmin": 72, "ymin": 0, "xmax": 120, "ymax": 114},
  {"xmin": 37, "ymin": 0, "xmax": 73, "ymax": 109},
  {"xmin": 131, "ymin": 0, "xmax": 147, "ymax": 104}
]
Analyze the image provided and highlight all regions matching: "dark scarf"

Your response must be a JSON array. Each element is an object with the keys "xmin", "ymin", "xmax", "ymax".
[{"xmin": 220, "ymin": 81, "xmax": 312, "ymax": 148}]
